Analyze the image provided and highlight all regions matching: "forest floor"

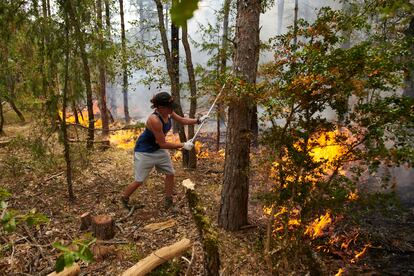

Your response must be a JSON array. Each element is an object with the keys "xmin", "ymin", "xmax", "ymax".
[{"xmin": 1, "ymin": 116, "xmax": 414, "ymax": 275}]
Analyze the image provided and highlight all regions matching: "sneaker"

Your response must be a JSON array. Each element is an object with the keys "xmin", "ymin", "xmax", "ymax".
[{"xmin": 121, "ymin": 196, "xmax": 131, "ymax": 210}]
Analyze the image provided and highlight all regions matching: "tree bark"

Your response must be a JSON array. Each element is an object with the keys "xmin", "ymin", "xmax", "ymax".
[
  {"xmin": 61, "ymin": 8, "xmax": 75, "ymax": 201},
  {"xmin": 154, "ymin": 0, "xmax": 188, "ymax": 165},
  {"xmin": 217, "ymin": 0, "xmax": 232, "ymax": 151},
  {"xmin": 0, "ymin": 100, "xmax": 4, "ymax": 135},
  {"xmin": 181, "ymin": 23, "xmax": 197, "ymax": 169},
  {"xmin": 97, "ymin": 0, "xmax": 109, "ymax": 137},
  {"xmin": 277, "ymin": 0, "xmax": 285, "ymax": 35},
  {"xmin": 404, "ymin": 17, "xmax": 414, "ymax": 98},
  {"xmin": 92, "ymin": 215, "xmax": 115, "ymax": 240},
  {"xmin": 119, "ymin": 0, "xmax": 131, "ymax": 124},
  {"xmin": 66, "ymin": 0, "xmax": 95, "ymax": 149},
  {"xmin": 218, "ymin": 0, "xmax": 260, "ymax": 231}
]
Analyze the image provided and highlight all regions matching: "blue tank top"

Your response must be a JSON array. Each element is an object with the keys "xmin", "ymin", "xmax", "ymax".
[{"xmin": 134, "ymin": 112, "xmax": 172, "ymax": 153}]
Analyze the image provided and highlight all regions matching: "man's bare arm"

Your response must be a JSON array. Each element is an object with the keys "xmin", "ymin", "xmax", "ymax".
[
  {"xmin": 171, "ymin": 112, "xmax": 198, "ymax": 125},
  {"xmin": 147, "ymin": 115, "xmax": 183, "ymax": 149}
]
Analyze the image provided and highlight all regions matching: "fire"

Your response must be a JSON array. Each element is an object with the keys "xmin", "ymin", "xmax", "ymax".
[
  {"xmin": 308, "ymin": 130, "xmax": 347, "ymax": 165},
  {"xmin": 335, "ymin": 268, "xmax": 345, "ymax": 276},
  {"xmin": 347, "ymin": 190, "xmax": 359, "ymax": 201},
  {"xmin": 351, "ymin": 244, "xmax": 370, "ymax": 263},
  {"xmin": 195, "ymin": 141, "xmax": 209, "ymax": 159},
  {"xmin": 305, "ymin": 212, "xmax": 332, "ymax": 239},
  {"xmin": 109, "ymin": 129, "xmax": 142, "ymax": 149}
]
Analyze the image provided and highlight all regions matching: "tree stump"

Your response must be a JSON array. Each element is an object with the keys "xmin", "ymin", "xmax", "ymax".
[
  {"xmin": 91, "ymin": 215, "xmax": 115, "ymax": 240},
  {"xmin": 80, "ymin": 212, "xmax": 92, "ymax": 231}
]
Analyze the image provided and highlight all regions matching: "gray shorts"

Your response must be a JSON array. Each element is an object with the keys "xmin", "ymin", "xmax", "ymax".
[{"xmin": 134, "ymin": 149, "xmax": 175, "ymax": 182}]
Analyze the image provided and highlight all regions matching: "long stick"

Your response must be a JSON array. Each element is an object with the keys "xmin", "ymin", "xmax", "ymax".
[{"xmin": 190, "ymin": 77, "xmax": 230, "ymax": 142}]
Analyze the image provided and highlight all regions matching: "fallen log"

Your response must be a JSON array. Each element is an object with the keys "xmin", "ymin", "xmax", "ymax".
[
  {"xmin": 47, "ymin": 263, "xmax": 80, "ymax": 276},
  {"xmin": 91, "ymin": 215, "xmax": 115, "ymax": 240},
  {"xmin": 182, "ymin": 179, "xmax": 220, "ymax": 276},
  {"xmin": 143, "ymin": 219, "xmax": 176, "ymax": 232},
  {"xmin": 121, "ymin": 238, "xmax": 191, "ymax": 276}
]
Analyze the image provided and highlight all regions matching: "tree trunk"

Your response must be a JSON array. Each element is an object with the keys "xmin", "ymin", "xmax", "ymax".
[
  {"xmin": 293, "ymin": 0, "xmax": 299, "ymax": 46},
  {"xmin": 97, "ymin": 0, "xmax": 109, "ymax": 137},
  {"xmin": 119, "ymin": 0, "xmax": 131, "ymax": 124},
  {"xmin": 66, "ymin": 0, "xmax": 95, "ymax": 149},
  {"xmin": 8, "ymin": 98, "xmax": 25, "ymax": 123},
  {"xmin": 217, "ymin": 0, "xmax": 232, "ymax": 151},
  {"xmin": 104, "ymin": 0, "xmax": 116, "ymax": 123},
  {"xmin": 154, "ymin": 0, "xmax": 188, "ymax": 163},
  {"xmin": 404, "ymin": 17, "xmax": 414, "ymax": 98},
  {"xmin": 182, "ymin": 23, "xmax": 197, "ymax": 169},
  {"xmin": 0, "ymin": 100, "xmax": 4, "ymax": 135},
  {"xmin": 277, "ymin": 0, "xmax": 284, "ymax": 35},
  {"xmin": 218, "ymin": 0, "xmax": 260, "ymax": 231},
  {"xmin": 61, "ymin": 10, "xmax": 75, "ymax": 201}
]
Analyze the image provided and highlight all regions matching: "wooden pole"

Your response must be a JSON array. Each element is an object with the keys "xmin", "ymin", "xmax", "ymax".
[{"xmin": 121, "ymin": 238, "xmax": 191, "ymax": 276}]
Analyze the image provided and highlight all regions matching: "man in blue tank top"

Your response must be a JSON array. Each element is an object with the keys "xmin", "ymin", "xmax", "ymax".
[{"xmin": 121, "ymin": 92, "xmax": 208, "ymax": 210}]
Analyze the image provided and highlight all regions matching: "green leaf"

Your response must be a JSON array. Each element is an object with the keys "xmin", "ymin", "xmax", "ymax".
[
  {"xmin": 64, "ymin": 253, "xmax": 75, "ymax": 267},
  {"xmin": 170, "ymin": 0, "xmax": 200, "ymax": 27},
  {"xmin": 55, "ymin": 255, "xmax": 65, "ymax": 273},
  {"xmin": 52, "ymin": 242, "xmax": 71, "ymax": 253},
  {"xmin": 78, "ymin": 247, "xmax": 94, "ymax": 262},
  {"xmin": 4, "ymin": 218, "xmax": 16, "ymax": 233}
]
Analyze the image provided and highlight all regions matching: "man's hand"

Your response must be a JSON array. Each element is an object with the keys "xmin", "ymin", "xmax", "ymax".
[
  {"xmin": 198, "ymin": 115, "xmax": 209, "ymax": 124},
  {"xmin": 183, "ymin": 141, "xmax": 194, "ymax": 151}
]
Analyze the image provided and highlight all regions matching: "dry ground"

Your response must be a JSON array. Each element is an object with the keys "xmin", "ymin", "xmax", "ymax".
[{"xmin": 1, "ymin": 117, "xmax": 414, "ymax": 275}]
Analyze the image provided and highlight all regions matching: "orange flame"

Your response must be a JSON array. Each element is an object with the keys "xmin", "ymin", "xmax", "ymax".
[
  {"xmin": 351, "ymin": 244, "xmax": 370, "ymax": 263},
  {"xmin": 109, "ymin": 129, "xmax": 142, "ymax": 149},
  {"xmin": 305, "ymin": 212, "xmax": 332, "ymax": 239}
]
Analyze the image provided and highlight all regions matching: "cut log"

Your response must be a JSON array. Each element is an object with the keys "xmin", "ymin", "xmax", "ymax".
[
  {"xmin": 47, "ymin": 263, "xmax": 80, "ymax": 276},
  {"xmin": 80, "ymin": 212, "xmax": 92, "ymax": 231},
  {"xmin": 91, "ymin": 215, "xmax": 115, "ymax": 240},
  {"xmin": 143, "ymin": 219, "xmax": 176, "ymax": 232},
  {"xmin": 121, "ymin": 238, "xmax": 191, "ymax": 276},
  {"xmin": 182, "ymin": 179, "xmax": 220, "ymax": 276}
]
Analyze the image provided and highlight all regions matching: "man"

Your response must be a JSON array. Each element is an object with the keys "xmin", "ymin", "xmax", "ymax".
[{"xmin": 121, "ymin": 92, "xmax": 208, "ymax": 209}]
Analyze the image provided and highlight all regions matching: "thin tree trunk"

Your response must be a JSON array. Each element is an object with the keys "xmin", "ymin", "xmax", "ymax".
[
  {"xmin": 182, "ymin": 22, "xmax": 197, "ymax": 169},
  {"xmin": 0, "ymin": 99, "xmax": 4, "ymax": 135},
  {"xmin": 62, "ymin": 8, "xmax": 75, "ymax": 201},
  {"xmin": 8, "ymin": 99, "xmax": 25, "ymax": 123},
  {"xmin": 404, "ymin": 17, "xmax": 414, "ymax": 98},
  {"xmin": 66, "ymin": 0, "xmax": 95, "ymax": 149},
  {"xmin": 154, "ymin": 0, "xmax": 188, "ymax": 162},
  {"xmin": 217, "ymin": 0, "xmax": 231, "ymax": 151},
  {"xmin": 277, "ymin": 0, "xmax": 285, "ymax": 35},
  {"xmin": 105, "ymin": 0, "xmax": 116, "ymax": 122},
  {"xmin": 293, "ymin": 0, "xmax": 299, "ymax": 46},
  {"xmin": 218, "ymin": 0, "xmax": 260, "ymax": 231},
  {"xmin": 4, "ymin": 50, "xmax": 25, "ymax": 123},
  {"xmin": 119, "ymin": 0, "xmax": 131, "ymax": 124},
  {"xmin": 97, "ymin": 0, "xmax": 109, "ymax": 137}
]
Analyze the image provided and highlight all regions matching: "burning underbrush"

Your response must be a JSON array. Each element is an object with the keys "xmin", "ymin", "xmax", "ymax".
[{"xmin": 260, "ymin": 128, "xmax": 377, "ymax": 273}]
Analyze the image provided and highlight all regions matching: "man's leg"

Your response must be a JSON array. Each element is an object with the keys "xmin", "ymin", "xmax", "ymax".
[
  {"xmin": 164, "ymin": 174, "xmax": 174, "ymax": 208},
  {"xmin": 123, "ymin": 181, "xmax": 143, "ymax": 199},
  {"xmin": 121, "ymin": 181, "xmax": 143, "ymax": 209}
]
